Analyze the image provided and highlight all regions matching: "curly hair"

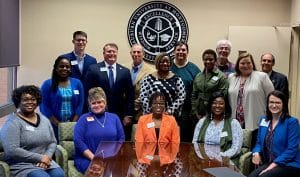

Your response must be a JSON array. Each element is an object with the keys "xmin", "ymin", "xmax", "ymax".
[
  {"xmin": 149, "ymin": 92, "xmax": 167, "ymax": 108},
  {"xmin": 12, "ymin": 85, "xmax": 42, "ymax": 108},
  {"xmin": 206, "ymin": 91, "xmax": 231, "ymax": 119}
]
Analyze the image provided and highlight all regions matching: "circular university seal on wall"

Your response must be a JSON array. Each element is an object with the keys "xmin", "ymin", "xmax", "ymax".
[{"xmin": 127, "ymin": 1, "xmax": 189, "ymax": 63}]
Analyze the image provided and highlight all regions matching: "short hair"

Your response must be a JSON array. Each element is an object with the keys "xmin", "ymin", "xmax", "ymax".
[
  {"xmin": 51, "ymin": 56, "xmax": 71, "ymax": 91},
  {"xmin": 154, "ymin": 53, "xmax": 171, "ymax": 70},
  {"xmin": 216, "ymin": 39, "xmax": 232, "ymax": 50},
  {"xmin": 12, "ymin": 85, "xmax": 42, "ymax": 108},
  {"xmin": 202, "ymin": 49, "xmax": 217, "ymax": 61},
  {"xmin": 261, "ymin": 53, "xmax": 275, "ymax": 64},
  {"xmin": 265, "ymin": 90, "xmax": 290, "ymax": 121},
  {"xmin": 131, "ymin": 43, "xmax": 145, "ymax": 53},
  {"xmin": 73, "ymin": 31, "xmax": 87, "ymax": 39},
  {"xmin": 234, "ymin": 52, "xmax": 257, "ymax": 76},
  {"xmin": 103, "ymin": 43, "xmax": 118, "ymax": 52},
  {"xmin": 88, "ymin": 87, "xmax": 107, "ymax": 103},
  {"xmin": 174, "ymin": 41, "xmax": 189, "ymax": 52},
  {"xmin": 149, "ymin": 92, "xmax": 166, "ymax": 108},
  {"xmin": 207, "ymin": 91, "xmax": 231, "ymax": 119}
]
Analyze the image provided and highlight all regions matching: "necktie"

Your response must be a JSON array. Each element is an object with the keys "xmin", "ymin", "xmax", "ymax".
[
  {"xmin": 108, "ymin": 65, "xmax": 114, "ymax": 88},
  {"xmin": 132, "ymin": 66, "xmax": 139, "ymax": 73}
]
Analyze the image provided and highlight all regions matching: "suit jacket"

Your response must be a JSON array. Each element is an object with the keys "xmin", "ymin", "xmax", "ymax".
[
  {"xmin": 253, "ymin": 116, "xmax": 300, "ymax": 168},
  {"xmin": 269, "ymin": 70, "xmax": 289, "ymax": 99},
  {"xmin": 129, "ymin": 62, "xmax": 155, "ymax": 121},
  {"xmin": 84, "ymin": 61, "xmax": 134, "ymax": 118},
  {"xmin": 135, "ymin": 113, "xmax": 180, "ymax": 143},
  {"xmin": 60, "ymin": 52, "xmax": 97, "ymax": 82}
]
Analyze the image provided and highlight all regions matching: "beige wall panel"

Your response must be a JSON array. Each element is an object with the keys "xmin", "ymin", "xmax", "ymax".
[
  {"xmin": 291, "ymin": 0, "xmax": 300, "ymax": 26},
  {"xmin": 228, "ymin": 26, "xmax": 291, "ymax": 76},
  {"xmin": 20, "ymin": 0, "xmax": 290, "ymax": 86}
]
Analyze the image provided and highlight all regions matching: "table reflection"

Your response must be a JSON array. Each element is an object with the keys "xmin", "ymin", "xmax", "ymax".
[
  {"xmin": 127, "ymin": 142, "xmax": 182, "ymax": 177},
  {"xmin": 84, "ymin": 142, "xmax": 238, "ymax": 177},
  {"xmin": 85, "ymin": 141, "xmax": 123, "ymax": 177}
]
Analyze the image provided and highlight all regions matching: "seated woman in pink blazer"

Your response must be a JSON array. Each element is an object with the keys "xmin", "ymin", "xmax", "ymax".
[{"xmin": 135, "ymin": 92, "xmax": 180, "ymax": 143}]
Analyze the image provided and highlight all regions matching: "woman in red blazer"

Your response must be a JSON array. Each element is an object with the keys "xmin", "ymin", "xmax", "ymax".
[{"xmin": 135, "ymin": 92, "xmax": 180, "ymax": 143}]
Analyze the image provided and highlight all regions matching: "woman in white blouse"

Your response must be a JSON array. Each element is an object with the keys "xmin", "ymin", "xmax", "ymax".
[
  {"xmin": 192, "ymin": 91, "xmax": 243, "ymax": 165},
  {"xmin": 228, "ymin": 52, "xmax": 274, "ymax": 130}
]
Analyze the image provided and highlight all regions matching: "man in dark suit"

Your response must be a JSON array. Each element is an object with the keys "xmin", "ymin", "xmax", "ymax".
[
  {"xmin": 60, "ymin": 31, "xmax": 97, "ymax": 83},
  {"xmin": 84, "ymin": 43, "xmax": 134, "ymax": 140},
  {"xmin": 261, "ymin": 53, "xmax": 289, "ymax": 99}
]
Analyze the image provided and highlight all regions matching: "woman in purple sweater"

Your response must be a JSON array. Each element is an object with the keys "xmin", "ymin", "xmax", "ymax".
[{"xmin": 73, "ymin": 87, "xmax": 125, "ymax": 173}]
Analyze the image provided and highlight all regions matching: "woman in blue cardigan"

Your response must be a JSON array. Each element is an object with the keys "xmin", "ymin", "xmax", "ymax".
[
  {"xmin": 40, "ymin": 56, "xmax": 84, "ymax": 139},
  {"xmin": 249, "ymin": 90, "xmax": 300, "ymax": 177}
]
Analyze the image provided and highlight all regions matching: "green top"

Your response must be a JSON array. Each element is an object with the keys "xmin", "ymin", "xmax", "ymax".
[
  {"xmin": 197, "ymin": 117, "xmax": 233, "ymax": 152},
  {"xmin": 191, "ymin": 67, "xmax": 228, "ymax": 117}
]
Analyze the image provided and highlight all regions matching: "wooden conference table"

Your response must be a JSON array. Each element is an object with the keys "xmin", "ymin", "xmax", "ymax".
[{"xmin": 84, "ymin": 142, "xmax": 240, "ymax": 177}]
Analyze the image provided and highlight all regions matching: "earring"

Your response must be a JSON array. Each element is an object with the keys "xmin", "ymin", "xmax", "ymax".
[{"xmin": 210, "ymin": 113, "xmax": 213, "ymax": 120}]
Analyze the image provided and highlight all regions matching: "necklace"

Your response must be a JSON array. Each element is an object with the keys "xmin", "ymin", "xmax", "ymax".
[{"xmin": 94, "ymin": 112, "xmax": 106, "ymax": 128}]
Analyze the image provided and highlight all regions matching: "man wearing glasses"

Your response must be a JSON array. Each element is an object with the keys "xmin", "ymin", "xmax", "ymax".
[{"xmin": 60, "ymin": 31, "xmax": 97, "ymax": 83}]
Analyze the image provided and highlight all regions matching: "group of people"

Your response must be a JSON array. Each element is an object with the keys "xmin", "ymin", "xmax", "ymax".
[{"xmin": 0, "ymin": 30, "xmax": 299, "ymax": 177}]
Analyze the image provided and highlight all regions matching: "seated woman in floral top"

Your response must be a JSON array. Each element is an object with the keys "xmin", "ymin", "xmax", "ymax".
[{"xmin": 192, "ymin": 91, "xmax": 243, "ymax": 165}]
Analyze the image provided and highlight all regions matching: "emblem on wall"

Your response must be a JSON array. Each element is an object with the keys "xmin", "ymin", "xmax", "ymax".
[{"xmin": 127, "ymin": 1, "xmax": 189, "ymax": 62}]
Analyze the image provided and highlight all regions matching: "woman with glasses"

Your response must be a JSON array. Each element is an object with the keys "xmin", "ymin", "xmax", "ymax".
[
  {"xmin": 249, "ymin": 90, "xmax": 300, "ymax": 177},
  {"xmin": 135, "ymin": 92, "xmax": 179, "ymax": 143}
]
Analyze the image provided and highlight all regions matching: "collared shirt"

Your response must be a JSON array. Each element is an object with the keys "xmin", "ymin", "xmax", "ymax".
[
  {"xmin": 131, "ymin": 62, "xmax": 143, "ymax": 84},
  {"xmin": 73, "ymin": 51, "xmax": 86, "ymax": 74},
  {"xmin": 104, "ymin": 62, "xmax": 117, "ymax": 82},
  {"xmin": 216, "ymin": 61, "xmax": 235, "ymax": 77}
]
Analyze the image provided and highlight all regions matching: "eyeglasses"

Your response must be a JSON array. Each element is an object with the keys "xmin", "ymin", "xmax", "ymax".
[
  {"xmin": 152, "ymin": 102, "xmax": 165, "ymax": 107},
  {"xmin": 269, "ymin": 101, "xmax": 282, "ymax": 105}
]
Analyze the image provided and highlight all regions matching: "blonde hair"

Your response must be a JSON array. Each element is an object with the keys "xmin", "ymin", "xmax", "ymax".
[{"xmin": 88, "ymin": 87, "xmax": 107, "ymax": 103}]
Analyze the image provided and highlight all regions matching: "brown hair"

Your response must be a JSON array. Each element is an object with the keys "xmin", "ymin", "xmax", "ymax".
[{"xmin": 234, "ymin": 52, "xmax": 257, "ymax": 76}]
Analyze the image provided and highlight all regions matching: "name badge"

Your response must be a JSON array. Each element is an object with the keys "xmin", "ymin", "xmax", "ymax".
[
  {"xmin": 71, "ymin": 60, "xmax": 78, "ymax": 65},
  {"xmin": 86, "ymin": 116, "xmax": 95, "ymax": 121},
  {"xmin": 100, "ymin": 67, "xmax": 108, "ymax": 72},
  {"xmin": 211, "ymin": 76, "xmax": 219, "ymax": 81},
  {"xmin": 145, "ymin": 155, "xmax": 154, "ymax": 160},
  {"xmin": 220, "ymin": 131, "xmax": 228, "ymax": 137},
  {"xmin": 260, "ymin": 119, "xmax": 270, "ymax": 127},
  {"xmin": 26, "ymin": 126, "xmax": 34, "ymax": 131},
  {"xmin": 73, "ymin": 90, "xmax": 79, "ymax": 95},
  {"xmin": 147, "ymin": 122, "xmax": 155, "ymax": 128}
]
